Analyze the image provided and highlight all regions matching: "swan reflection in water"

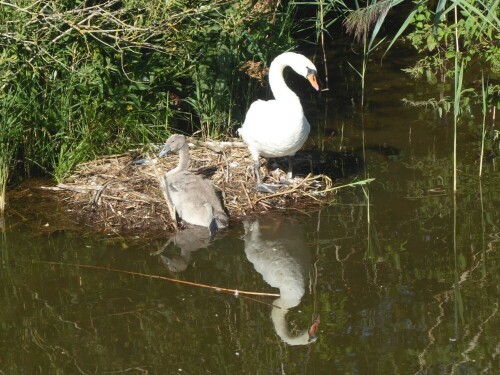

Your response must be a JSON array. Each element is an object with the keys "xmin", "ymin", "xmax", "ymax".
[
  {"xmin": 154, "ymin": 226, "xmax": 214, "ymax": 273},
  {"xmin": 243, "ymin": 216, "xmax": 319, "ymax": 345}
]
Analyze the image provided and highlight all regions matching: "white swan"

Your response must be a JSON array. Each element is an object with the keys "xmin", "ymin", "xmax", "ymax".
[
  {"xmin": 238, "ymin": 52, "xmax": 319, "ymax": 193},
  {"xmin": 159, "ymin": 134, "xmax": 228, "ymax": 235},
  {"xmin": 243, "ymin": 217, "xmax": 316, "ymax": 345}
]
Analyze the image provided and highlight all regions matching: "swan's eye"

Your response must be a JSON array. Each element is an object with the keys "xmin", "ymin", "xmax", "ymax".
[{"xmin": 306, "ymin": 67, "xmax": 317, "ymax": 77}]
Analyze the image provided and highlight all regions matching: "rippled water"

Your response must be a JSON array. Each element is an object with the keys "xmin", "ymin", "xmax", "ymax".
[{"xmin": 1, "ymin": 49, "xmax": 499, "ymax": 374}]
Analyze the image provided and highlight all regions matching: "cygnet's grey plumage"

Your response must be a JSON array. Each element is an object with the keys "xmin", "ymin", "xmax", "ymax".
[
  {"xmin": 159, "ymin": 134, "xmax": 228, "ymax": 234},
  {"xmin": 156, "ymin": 226, "xmax": 214, "ymax": 273}
]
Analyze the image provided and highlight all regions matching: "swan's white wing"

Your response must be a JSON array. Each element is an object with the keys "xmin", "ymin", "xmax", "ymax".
[{"xmin": 239, "ymin": 99, "xmax": 310, "ymax": 158}]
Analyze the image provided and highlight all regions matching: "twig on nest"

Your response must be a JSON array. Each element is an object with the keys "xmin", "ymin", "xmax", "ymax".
[
  {"xmin": 253, "ymin": 174, "xmax": 331, "ymax": 204},
  {"xmin": 240, "ymin": 181, "xmax": 254, "ymax": 210},
  {"xmin": 54, "ymin": 137, "xmax": 373, "ymax": 237},
  {"xmin": 187, "ymin": 138, "xmax": 247, "ymax": 152}
]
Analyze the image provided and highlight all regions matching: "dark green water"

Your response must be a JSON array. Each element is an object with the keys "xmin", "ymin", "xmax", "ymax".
[{"xmin": 1, "ymin": 51, "xmax": 499, "ymax": 374}]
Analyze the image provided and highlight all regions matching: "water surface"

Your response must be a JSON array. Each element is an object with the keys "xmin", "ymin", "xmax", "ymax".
[{"xmin": 1, "ymin": 50, "xmax": 499, "ymax": 374}]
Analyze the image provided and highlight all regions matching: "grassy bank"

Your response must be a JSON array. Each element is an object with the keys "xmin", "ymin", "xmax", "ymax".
[
  {"xmin": 0, "ymin": 1, "xmax": 297, "ymax": 192},
  {"xmin": 1, "ymin": 0, "xmax": 498, "ymax": 213}
]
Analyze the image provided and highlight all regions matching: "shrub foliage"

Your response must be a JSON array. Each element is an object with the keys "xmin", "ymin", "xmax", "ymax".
[{"xmin": 0, "ymin": 0, "xmax": 296, "ymax": 184}]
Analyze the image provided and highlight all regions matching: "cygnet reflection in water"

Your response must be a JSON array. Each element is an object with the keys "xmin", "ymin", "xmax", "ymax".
[
  {"xmin": 153, "ymin": 226, "xmax": 214, "ymax": 273},
  {"xmin": 243, "ymin": 216, "xmax": 317, "ymax": 345}
]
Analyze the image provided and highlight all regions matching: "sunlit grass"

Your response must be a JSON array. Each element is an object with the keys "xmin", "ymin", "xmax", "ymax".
[{"xmin": 0, "ymin": 87, "xmax": 25, "ymax": 213}]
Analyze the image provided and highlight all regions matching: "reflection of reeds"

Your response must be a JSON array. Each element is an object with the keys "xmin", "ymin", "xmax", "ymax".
[{"xmin": 416, "ymin": 235, "xmax": 496, "ymax": 373}]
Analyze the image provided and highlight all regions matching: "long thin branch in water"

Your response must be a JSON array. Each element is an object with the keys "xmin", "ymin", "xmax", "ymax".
[{"xmin": 36, "ymin": 260, "xmax": 280, "ymax": 297}]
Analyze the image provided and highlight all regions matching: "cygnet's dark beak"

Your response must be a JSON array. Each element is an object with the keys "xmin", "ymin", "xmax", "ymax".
[{"xmin": 158, "ymin": 145, "xmax": 171, "ymax": 158}]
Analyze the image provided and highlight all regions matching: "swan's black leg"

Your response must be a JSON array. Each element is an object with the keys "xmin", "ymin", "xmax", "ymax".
[
  {"xmin": 253, "ymin": 160, "xmax": 262, "ymax": 185},
  {"xmin": 208, "ymin": 218, "xmax": 218, "ymax": 239},
  {"xmin": 287, "ymin": 155, "xmax": 294, "ymax": 180},
  {"xmin": 253, "ymin": 159, "xmax": 279, "ymax": 193},
  {"xmin": 256, "ymin": 183, "xmax": 279, "ymax": 193},
  {"xmin": 307, "ymin": 154, "xmax": 313, "ymax": 174}
]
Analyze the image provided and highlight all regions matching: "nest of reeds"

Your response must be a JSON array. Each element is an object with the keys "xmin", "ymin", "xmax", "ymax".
[{"xmin": 55, "ymin": 138, "xmax": 338, "ymax": 237}]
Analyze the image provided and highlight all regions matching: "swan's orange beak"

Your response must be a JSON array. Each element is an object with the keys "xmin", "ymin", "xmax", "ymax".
[{"xmin": 307, "ymin": 73, "xmax": 319, "ymax": 91}]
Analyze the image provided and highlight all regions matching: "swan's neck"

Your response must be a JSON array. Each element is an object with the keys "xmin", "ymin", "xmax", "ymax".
[
  {"xmin": 269, "ymin": 57, "xmax": 300, "ymax": 102},
  {"xmin": 271, "ymin": 297, "xmax": 311, "ymax": 346},
  {"xmin": 172, "ymin": 144, "xmax": 190, "ymax": 173}
]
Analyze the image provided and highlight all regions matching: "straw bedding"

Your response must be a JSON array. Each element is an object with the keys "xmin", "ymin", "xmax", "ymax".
[{"xmin": 55, "ymin": 138, "xmax": 336, "ymax": 237}]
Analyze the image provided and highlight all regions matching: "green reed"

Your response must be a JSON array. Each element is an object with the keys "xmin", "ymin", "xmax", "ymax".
[
  {"xmin": 344, "ymin": 1, "xmax": 402, "ymax": 106},
  {"xmin": 296, "ymin": 0, "xmax": 350, "ymax": 90},
  {"xmin": 452, "ymin": 48, "xmax": 465, "ymax": 193},
  {"xmin": 479, "ymin": 73, "xmax": 487, "ymax": 177},
  {"xmin": 386, "ymin": 1, "xmax": 498, "ymax": 182},
  {"xmin": 0, "ymin": 87, "xmax": 25, "ymax": 213}
]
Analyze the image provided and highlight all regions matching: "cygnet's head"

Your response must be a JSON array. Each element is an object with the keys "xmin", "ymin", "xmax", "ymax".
[{"xmin": 159, "ymin": 134, "xmax": 187, "ymax": 157}]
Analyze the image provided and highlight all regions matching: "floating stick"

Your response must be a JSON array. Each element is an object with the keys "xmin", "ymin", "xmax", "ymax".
[{"xmin": 37, "ymin": 260, "xmax": 280, "ymax": 297}]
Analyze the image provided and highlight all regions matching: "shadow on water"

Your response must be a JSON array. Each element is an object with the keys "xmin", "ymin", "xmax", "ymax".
[{"xmin": 267, "ymin": 143, "xmax": 402, "ymax": 181}]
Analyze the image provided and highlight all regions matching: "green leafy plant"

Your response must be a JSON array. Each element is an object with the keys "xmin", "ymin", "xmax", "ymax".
[
  {"xmin": 0, "ymin": 0, "xmax": 298, "ymax": 187},
  {"xmin": 341, "ymin": 0, "xmax": 499, "ymax": 184},
  {"xmin": 403, "ymin": 0, "xmax": 499, "ymax": 83}
]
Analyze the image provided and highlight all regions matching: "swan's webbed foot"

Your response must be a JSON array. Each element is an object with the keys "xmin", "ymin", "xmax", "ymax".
[
  {"xmin": 253, "ymin": 159, "xmax": 279, "ymax": 193},
  {"xmin": 256, "ymin": 183, "xmax": 280, "ymax": 193},
  {"xmin": 280, "ymin": 176, "xmax": 302, "ymax": 185}
]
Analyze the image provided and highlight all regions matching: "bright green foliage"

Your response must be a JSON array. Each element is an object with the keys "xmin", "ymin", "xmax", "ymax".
[
  {"xmin": 339, "ymin": 1, "xmax": 498, "ymax": 85},
  {"xmin": 0, "ymin": 0, "xmax": 296, "ymax": 187},
  {"xmin": 1, "ymin": 0, "xmax": 498, "ymax": 199},
  {"xmin": 404, "ymin": 1, "xmax": 500, "ymax": 83}
]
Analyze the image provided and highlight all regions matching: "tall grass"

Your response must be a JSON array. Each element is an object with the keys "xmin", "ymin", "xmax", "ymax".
[
  {"xmin": 181, "ymin": 1, "xmax": 299, "ymax": 139},
  {"xmin": 184, "ymin": 70, "xmax": 231, "ymax": 140},
  {"xmin": 452, "ymin": 4, "xmax": 465, "ymax": 193},
  {"xmin": 479, "ymin": 74, "xmax": 487, "ymax": 177},
  {"xmin": 0, "ymin": 0, "xmax": 298, "ymax": 190},
  {"xmin": 0, "ymin": 87, "xmax": 25, "ymax": 213}
]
